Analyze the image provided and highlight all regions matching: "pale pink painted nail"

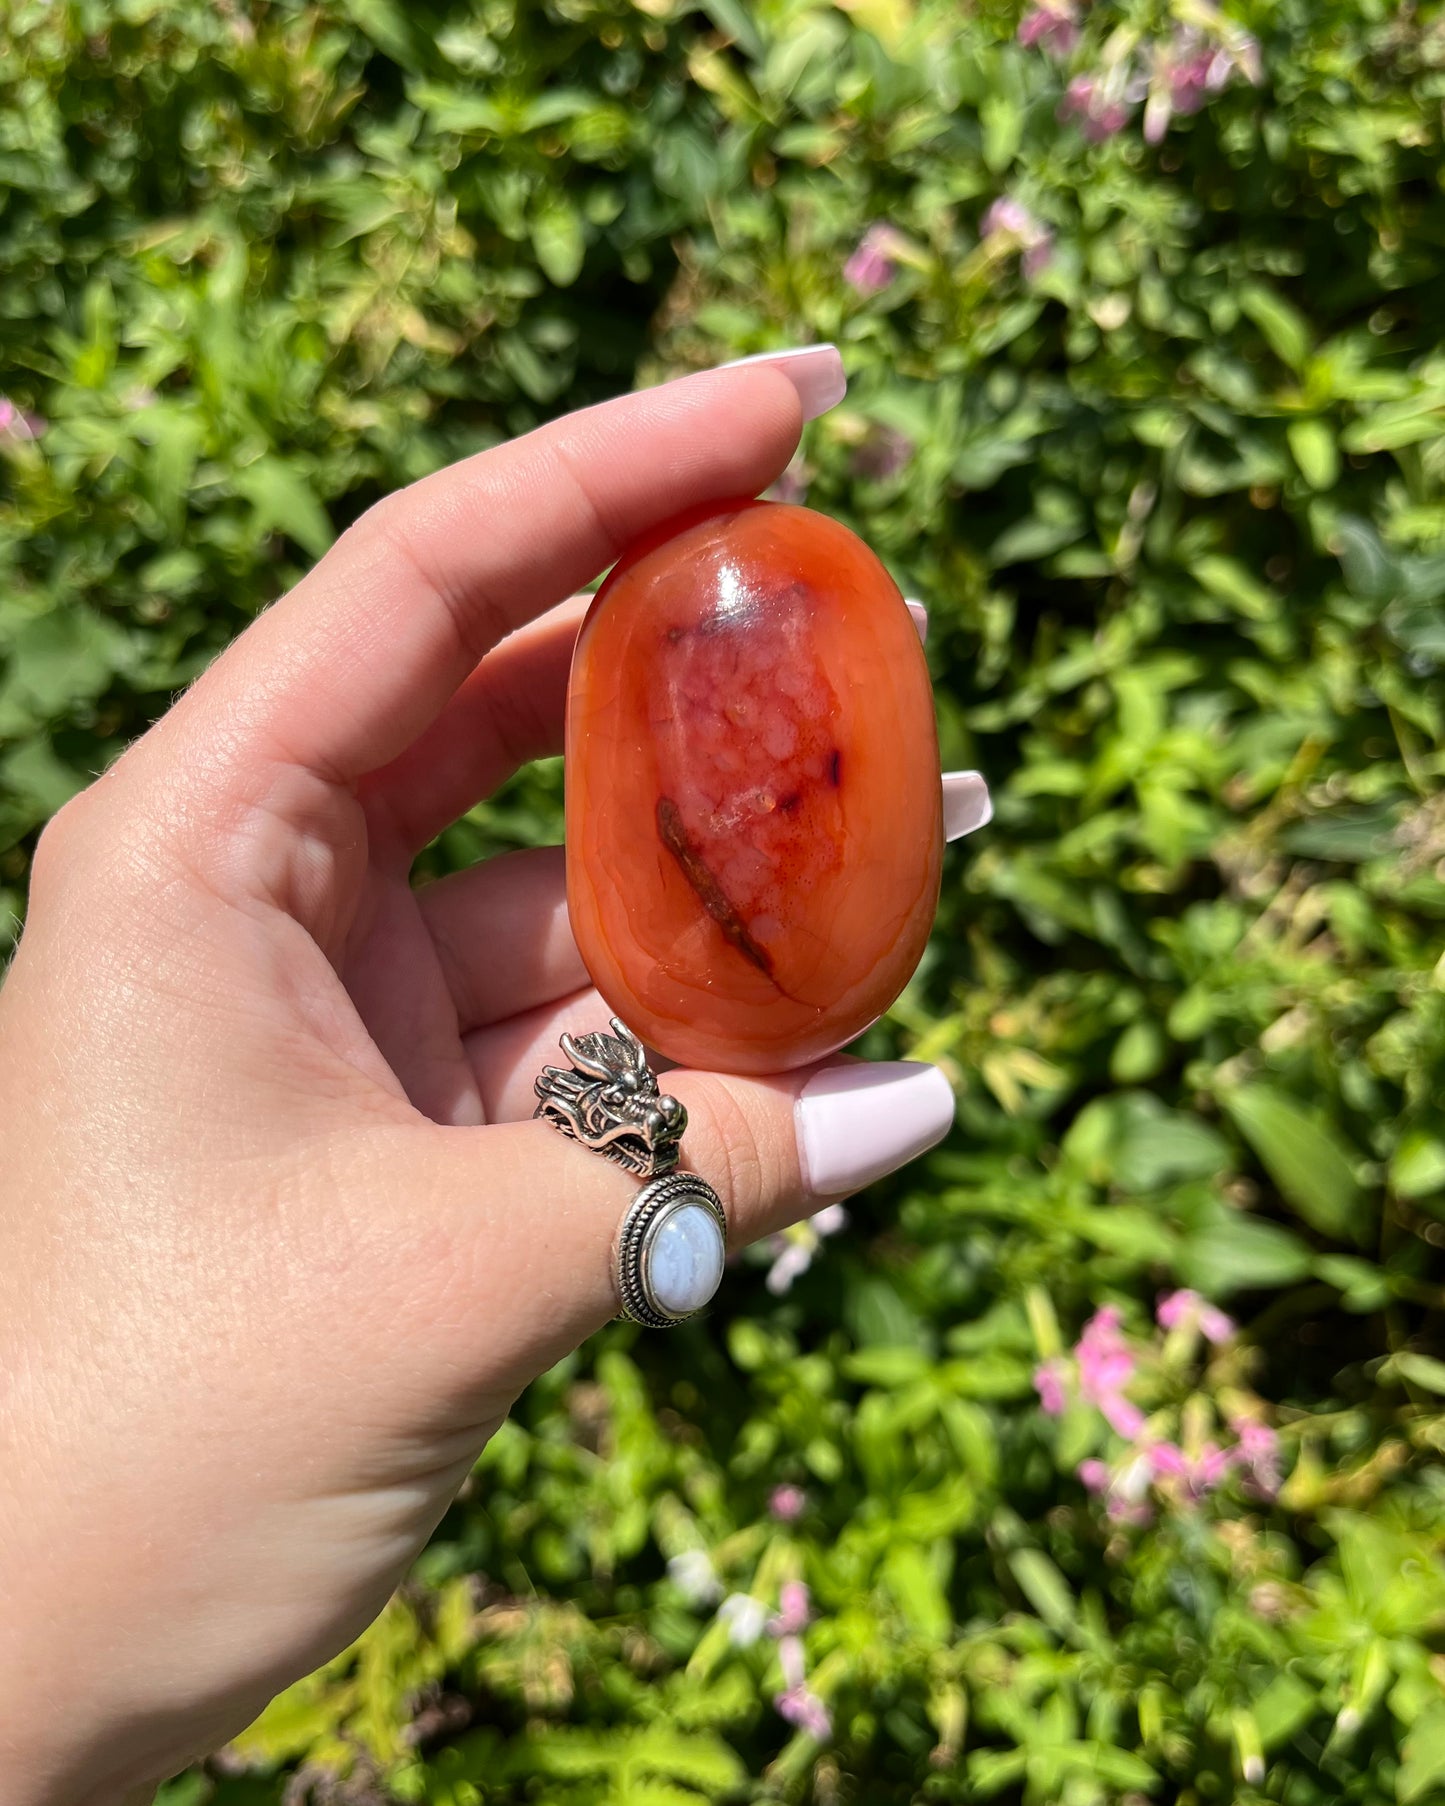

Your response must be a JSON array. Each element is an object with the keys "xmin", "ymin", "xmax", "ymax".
[
  {"xmin": 796, "ymin": 1061, "xmax": 955, "ymax": 1197},
  {"xmin": 714, "ymin": 344, "xmax": 846, "ymax": 420},
  {"xmin": 943, "ymin": 771, "xmax": 992, "ymax": 842},
  {"xmin": 904, "ymin": 597, "xmax": 928, "ymax": 642}
]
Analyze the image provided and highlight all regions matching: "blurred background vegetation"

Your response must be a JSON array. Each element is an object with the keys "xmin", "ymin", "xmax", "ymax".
[{"xmin": 3, "ymin": 0, "xmax": 1445, "ymax": 1800}]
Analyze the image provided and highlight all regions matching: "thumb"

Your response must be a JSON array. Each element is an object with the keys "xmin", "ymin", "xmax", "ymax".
[{"xmin": 358, "ymin": 1058, "xmax": 956, "ymax": 1412}]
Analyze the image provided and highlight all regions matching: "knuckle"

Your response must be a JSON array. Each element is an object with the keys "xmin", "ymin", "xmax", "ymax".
[
  {"xmin": 29, "ymin": 792, "xmax": 90, "ymax": 889},
  {"xmin": 681, "ymin": 1078, "xmax": 774, "ymax": 1238}
]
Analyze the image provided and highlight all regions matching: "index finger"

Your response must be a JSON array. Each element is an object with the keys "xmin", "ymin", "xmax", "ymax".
[{"xmin": 160, "ymin": 348, "xmax": 843, "ymax": 791}]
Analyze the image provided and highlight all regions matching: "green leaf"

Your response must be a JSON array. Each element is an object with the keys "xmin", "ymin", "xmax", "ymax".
[
  {"xmin": 654, "ymin": 127, "xmax": 725, "ymax": 206},
  {"xmin": 2, "ymin": 737, "xmax": 87, "ymax": 817},
  {"xmin": 1, "ymin": 609, "xmax": 131, "ymax": 716},
  {"xmin": 1252, "ymin": 1670, "xmax": 1318, "ymax": 1751},
  {"xmin": 1176, "ymin": 1214, "xmax": 1314, "ymax": 1295},
  {"xmin": 1220, "ymin": 1084, "xmax": 1370, "ymax": 1245},
  {"xmin": 340, "ymin": 0, "xmax": 428, "ymax": 69},
  {"xmin": 1110, "ymin": 1020, "xmax": 1166, "ymax": 1084},
  {"xmin": 1009, "ymin": 1549, "xmax": 1078, "ymax": 1638},
  {"xmin": 532, "ymin": 202, "xmax": 586, "ymax": 287},
  {"xmin": 1193, "ymin": 555, "xmax": 1275, "ymax": 621},
  {"xmin": 233, "ymin": 459, "xmax": 334, "ymax": 560},
  {"xmin": 1063, "ymin": 1092, "xmax": 1231, "ymax": 1191},
  {"xmin": 884, "ymin": 1542, "xmax": 952, "ymax": 1640},
  {"xmin": 629, "ymin": 1725, "xmax": 748, "ymax": 1790},
  {"xmin": 1239, "ymin": 282, "xmax": 1312, "ymax": 370},
  {"xmin": 1387, "ymin": 1352, "xmax": 1445, "ymax": 1397},
  {"xmin": 699, "ymin": 0, "xmax": 764, "ymax": 57},
  {"xmin": 843, "ymin": 1347, "xmax": 931, "ymax": 1386},
  {"xmin": 1399, "ymin": 1701, "xmax": 1445, "ymax": 1802},
  {"xmin": 1342, "ymin": 405, "xmax": 1445, "ymax": 454},
  {"xmin": 1315, "ymin": 1254, "xmax": 1391, "ymax": 1312},
  {"xmin": 1331, "ymin": 514, "xmax": 1399, "ymax": 603},
  {"xmin": 845, "ymin": 1275, "xmax": 932, "ymax": 1350},
  {"xmin": 981, "ymin": 94, "xmax": 1023, "ymax": 172},
  {"xmin": 1287, "ymin": 418, "xmax": 1340, "ymax": 489},
  {"xmin": 1392, "ymin": 1133, "xmax": 1445, "ymax": 1200}
]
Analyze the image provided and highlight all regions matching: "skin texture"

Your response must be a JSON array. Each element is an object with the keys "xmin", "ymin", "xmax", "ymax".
[
  {"xmin": 0, "ymin": 367, "xmax": 871, "ymax": 1806},
  {"xmin": 568, "ymin": 499, "xmax": 943, "ymax": 1072}
]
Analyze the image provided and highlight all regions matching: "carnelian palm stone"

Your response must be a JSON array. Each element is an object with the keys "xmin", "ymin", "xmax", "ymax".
[{"xmin": 566, "ymin": 498, "xmax": 943, "ymax": 1076}]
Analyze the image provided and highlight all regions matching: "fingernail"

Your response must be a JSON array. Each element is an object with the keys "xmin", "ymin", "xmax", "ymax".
[
  {"xmin": 796, "ymin": 1061, "xmax": 955, "ymax": 1197},
  {"xmin": 715, "ymin": 344, "xmax": 846, "ymax": 420},
  {"xmin": 903, "ymin": 597, "xmax": 928, "ymax": 643},
  {"xmin": 943, "ymin": 770, "xmax": 992, "ymax": 842}
]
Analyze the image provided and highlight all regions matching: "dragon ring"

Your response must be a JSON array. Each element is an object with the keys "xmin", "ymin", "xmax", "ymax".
[{"xmin": 534, "ymin": 1018, "xmax": 727, "ymax": 1326}]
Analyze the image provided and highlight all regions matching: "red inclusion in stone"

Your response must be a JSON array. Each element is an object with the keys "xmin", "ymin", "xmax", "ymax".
[{"xmin": 566, "ymin": 499, "xmax": 942, "ymax": 1074}]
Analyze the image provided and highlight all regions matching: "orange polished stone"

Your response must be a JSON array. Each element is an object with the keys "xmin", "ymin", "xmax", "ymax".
[{"xmin": 565, "ymin": 499, "xmax": 943, "ymax": 1075}]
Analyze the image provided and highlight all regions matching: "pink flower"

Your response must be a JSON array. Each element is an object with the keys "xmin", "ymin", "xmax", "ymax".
[
  {"xmin": 1099, "ymin": 1391, "xmax": 1146, "ymax": 1439},
  {"xmin": 1148, "ymin": 1438, "xmax": 1231, "ymax": 1500},
  {"xmin": 1233, "ymin": 1419, "xmax": 1281, "ymax": 1497},
  {"xmin": 1192, "ymin": 1443, "xmax": 1232, "ymax": 1491},
  {"xmin": 769, "ymin": 1484, "xmax": 807, "ymax": 1522},
  {"xmin": 1034, "ymin": 1359, "xmax": 1069, "ymax": 1415},
  {"xmin": 981, "ymin": 196, "xmax": 1055, "ymax": 280},
  {"xmin": 852, "ymin": 425, "xmax": 914, "ymax": 481},
  {"xmin": 0, "ymin": 398, "xmax": 15, "ymax": 432},
  {"xmin": 1079, "ymin": 1452, "xmax": 1154, "ymax": 1524},
  {"xmin": 1017, "ymin": 1, "xmax": 1078, "ymax": 55},
  {"xmin": 1076, "ymin": 1307, "xmax": 1135, "ymax": 1401},
  {"xmin": 1235, "ymin": 1420, "xmax": 1276, "ymax": 1462},
  {"xmin": 981, "ymin": 196, "xmax": 1033, "ymax": 239},
  {"xmin": 764, "ymin": 1204, "xmax": 846, "ymax": 1294},
  {"xmin": 1076, "ymin": 1307, "xmax": 1146, "ymax": 1437},
  {"xmin": 1142, "ymin": 22, "xmax": 1264, "ymax": 144},
  {"xmin": 770, "ymin": 1580, "xmax": 811, "ymax": 1638},
  {"xmin": 1058, "ymin": 72, "xmax": 1134, "ymax": 142},
  {"xmin": 1143, "ymin": 31, "xmax": 1215, "ymax": 142},
  {"xmin": 1155, "ymin": 1291, "xmax": 1191, "ymax": 1330},
  {"xmin": 1147, "ymin": 1441, "xmax": 1188, "ymax": 1478},
  {"xmin": 773, "ymin": 1630, "xmax": 832, "ymax": 1737},
  {"xmin": 776, "ymin": 1684, "xmax": 832, "ymax": 1741},
  {"xmin": 844, "ymin": 223, "xmax": 905, "ymax": 296},
  {"xmin": 1157, "ymin": 1289, "xmax": 1235, "ymax": 1344}
]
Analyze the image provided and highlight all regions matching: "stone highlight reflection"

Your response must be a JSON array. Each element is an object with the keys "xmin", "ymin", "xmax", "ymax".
[{"xmin": 566, "ymin": 499, "xmax": 943, "ymax": 1073}]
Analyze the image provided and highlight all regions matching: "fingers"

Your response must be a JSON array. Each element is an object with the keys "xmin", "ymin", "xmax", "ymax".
[
  {"xmin": 362, "ymin": 596, "xmax": 584, "ymax": 863},
  {"xmin": 418, "ymin": 847, "xmax": 586, "ymax": 1033},
  {"xmin": 463, "ymin": 986, "xmax": 612, "ymax": 1120},
  {"xmin": 156, "ymin": 352, "xmax": 842, "ymax": 796},
  {"xmin": 365, "ymin": 1051, "xmax": 955, "ymax": 1409}
]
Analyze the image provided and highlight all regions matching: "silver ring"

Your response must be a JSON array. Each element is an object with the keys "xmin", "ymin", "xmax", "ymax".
[
  {"xmin": 534, "ymin": 1017, "xmax": 727, "ymax": 1327},
  {"xmin": 533, "ymin": 1017, "xmax": 686, "ymax": 1178}
]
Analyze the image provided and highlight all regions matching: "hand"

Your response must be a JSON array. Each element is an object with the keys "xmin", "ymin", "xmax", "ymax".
[{"xmin": 0, "ymin": 350, "xmax": 955, "ymax": 1805}]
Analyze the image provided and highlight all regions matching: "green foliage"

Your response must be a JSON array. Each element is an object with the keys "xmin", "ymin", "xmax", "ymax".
[{"xmin": 5, "ymin": 0, "xmax": 1445, "ymax": 1801}]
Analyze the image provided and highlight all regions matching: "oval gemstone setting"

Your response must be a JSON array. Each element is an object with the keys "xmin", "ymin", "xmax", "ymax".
[
  {"xmin": 644, "ymin": 1199, "xmax": 727, "ymax": 1318},
  {"xmin": 567, "ymin": 499, "xmax": 943, "ymax": 1074}
]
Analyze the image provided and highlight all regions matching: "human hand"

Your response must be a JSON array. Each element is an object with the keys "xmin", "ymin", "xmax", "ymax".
[{"xmin": 0, "ymin": 349, "xmax": 958, "ymax": 1805}]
